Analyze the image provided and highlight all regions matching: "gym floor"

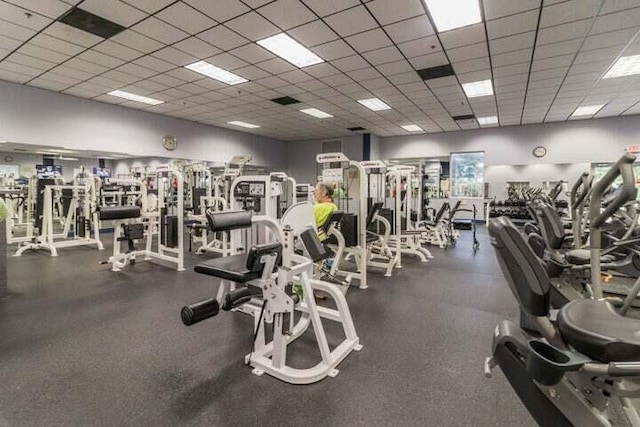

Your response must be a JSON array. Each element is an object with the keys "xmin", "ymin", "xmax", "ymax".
[{"xmin": 0, "ymin": 229, "xmax": 535, "ymax": 427}]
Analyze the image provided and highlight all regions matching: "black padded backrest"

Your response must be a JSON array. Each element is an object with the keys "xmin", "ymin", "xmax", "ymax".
[
  {"xmin": 321, "ymin": 211, "xmax": 344, "ymax": 234},
  {"xmin": 489, "ymin": 217, "xmax": 551, "ymax": 317},
  {"xmin": 365, "ymin": 202, "xmax": 384, "ymax": 227},
  {"xmin": 536, "ymin": 202, "xmax": 565, "ymax": 250},
  {"xmin": 300, "ymin": 227, "xmax": 327, "ymax": 262},
  {"xmin": 206, "ymin": 210, "xmax": 252, "ymax": 232},
  {"xmin": 245, "ymin": 242, "xmax": 283, "ymax": 272}
]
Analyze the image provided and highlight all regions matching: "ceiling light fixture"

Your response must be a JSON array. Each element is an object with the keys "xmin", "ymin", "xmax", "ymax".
[
  {"xmin": 424, "ymin": 0, "xmax": 482, "ymax": 32},
  {"xmin": 572, "ymin": 105, "xmax": 604, "ymax": 117},
  {"xmin": 462, "ymin": 79, "xmax": 493, "ymax": 98},
  {"xmin": 60, "ymin": 157, "xmax": 79, "ymax": 161},
  {"xmin": 603, "ymin": 54, "xmax": 640, "ymax": 79},
  {"xmin": 477, "ymin": 116, "xmax": 498, "ymax": 125},
  {"xmin": 358, "ymin": 98, "xmax": 391, "ymax": 111},
  {"xmin": 300, "ymin": 108, "xmax": 333, "ymax": 118},
  {"xmin": 257, "ymin": 33, "xmax": 324, "ymax": 68},
  {"xmin": 107, "ymin": 90, "xmax": 164, "ymax": 105},
  {"xmin": 401, "ymin": 124, "xmax": 423, "ymax": 132},
  {"xmin": 228, "ymin": 121, "xmax": 260, "ymax": 129},
  {"xmin": 184, "ymin": 61, "xmax": 248, "ymax": 85}
]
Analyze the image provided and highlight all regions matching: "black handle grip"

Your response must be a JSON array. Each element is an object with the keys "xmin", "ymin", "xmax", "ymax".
[
  {"xmin": 221, "ymin": 287, "xmax": 261, "ymax": 311},
  {"xmin": 181, "ymin": 298, "xmax": 220, "ymax": 326},
  {"xmin": 591, "ymin": 153, "xmax": 637, "ymax": 229},
  {"xmin": 570, "ymin": 172, "xmax": 591, "ymax": 210}
]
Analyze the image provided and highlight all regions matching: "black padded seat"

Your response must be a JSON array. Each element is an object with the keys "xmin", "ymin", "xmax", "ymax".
[
  {"xmin": 557, "ymin": 299, "xmax": 640, "ymax": 362},
  {"xmin": 564, "ymin": 249, "xmax": 591, "ymax": 265},
  {"xmin": 195, "ymin": 254, "xmax": 258, "ymax": 283}
]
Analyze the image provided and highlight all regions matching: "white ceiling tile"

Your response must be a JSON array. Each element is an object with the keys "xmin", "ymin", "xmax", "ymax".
[
  {"xmin": 5, "ymin": 0, "xmax": 71, "ymax": 19},
  {"xmin": 408, "ymin": 52, "xmax": 448, "ymax": 69},
  {"xmin": 574, "ymin": 46, "xmax": 621, "ymax": 64},
  {"xmin": 184, "ymin": 0, "xmax": 250, "ymax": 22},
  {"xmin": 288, "ymin": 20, "xmax": 339, "ymax": 48},
  {"xmin": 591, "ymin": 6, "xmax": 640, "ymax": 35},
  {"xmin": 447, "ymin": 42, "xmax": 489, "ymax": 62},
  {"xmin": 303, "ymin": 62, "xmax": 342, "ymax": 77},
  {"xmin": 486, "ymin": 10, "xmax": 539, "ymax": 40},
  {"xmin": 324, "ymin": 6, "xmax": 378, "ymax": 37},
  {"xmin": 537, "ymin": 20, "xmax": 591, "ymax": 45},
  {"xmin": 52, "ymin": 64, "xmax": 96, "ymax": 80},
  {"xmin": 165, "ymin": 67, "xmax": 202, "ymax": 82},
  {"xmin": 111, "ymin": 29, "xmax": 164, "ymax": 53},
  {"xmin": 493, "ymin": 61, "xmax": 530, "ymax": 77},
  {"xmin": 256, "ymin": 57, "xmax": 297, "ymax": 74},
  {"xmin": 225, "ymin": 12, "xmax": 280, "ymax": 41},
  {"xmin": 117, "ymin": 63, "xmax": 157, "ymax": 78},
  {"xmin": 133, "ymin": 55, "xmax": 175, "ymax": 73},
  {"xmin": 0, "ymin": 34, "xmax": 23, "ymax": 51},
  {"xmin": 362, "ymin": 46, "xmax": 404, "ymax": 65},
  {"xmin": 279, "ymin": 69, "xmax": 314, "ymax": 83},
  {"xmin": 489, "ymin": 31, "xmax": 535, "ymax": 55},
  {"xmin": 601, "ymin": 0, "xmax": 640, "ymax": 14},
  {"xmin": 155, "ymin": 2, "xmax": 217, "ymax": 34},
  {"xmin": 93, "ymin": 40, "xmax": 144, "ymax": 61},
  {"xmin": 397, "ymin": 36, "xmax": 441, "ymax": 58},
  {"xmin": 451, "ymin": 57, "xmax": 491, "ymax": 74},
  {"xmin": 229, "ymin": 44, "xmax": 275, "ymax": 64},
  {"xmin": 0, "ymin": 20, "xmax": 36, "ymax": 43},
  {"xmin": 365, "ymin": 0, "xmax": 424, "ymax": 25},
  {"xmin": 198, "ymin": 25, "xmax": 249, "ymax": 51},
  {"xmin": 205, "ymin": 52, "xmax": 249, "ymax": 70},
  {"xmin": 65, "ymin": 57, "xmax": 109, "ymax": 74},
  {"xmin": 491, "ymin": 49, "xmax": 532, "ymax": 67},
  {"xmin": 0, "ymin": 60, "xmax": 42, "ymax": 78},
  {"xmin": 384, "ymin": 15, "xmax": 434, "ymax": 44},
  {"xmin": 0, "ymin": 1, "xmax": 52, "ymax": 31},
  {"xmin": 376, "ymin": 59, "xmax": 414, "ymax": 76},
  {"xmin": 17, "ymin": 43, "xmax": 70, "ymax": 64},
  {"xmin": 28, "ymin": 77, "xmax": 71, "ymax": 91},
  {"xmin": 347, "ymin": 67, "xmax": 383, "ymax": 81},
  {"xmin": 439, "ymin": 24, "xmax": 486, "ymax": 49},
  {"xmin": 531, "ymin": 54, "xmax": 574, "ymax": 71},
  {"xmin": 80, "ymin": 0, "xmax": 147, "ymax": 27},
  {"xmin": 152, "ymin": 46, "xmax": 199, "ymax": 66},
  {"xmin": 258, "ymin": 0, "xmax": 316, "ymax": 30},
  {"xmin": 5, "ymin": 52, "xmax": 56, "ymax": 71},
  {"xmin": 173, "ymin": 37, "xmax": 221, "ymax": 59},
  {"xmin": 332, "ymin": 55, "xmax": 369, "ymax": 72},
  {"xmin": 311, "ymin": 39, "xmax": 356, "ymax": 60},
  {"xmin": 76, "ymin": 50, "xmax": 126, "ymax": 68},
  {"xmin": 121, "ymin": 0, "xmax": 174, "ymax": 14},
  {"xmin": 44, "ymin": 22, "xmax": 103, "ymax": 47},
  {"xmin": 132, "ymin": 17, "xmax": 189, "ymax": 45},
  {"xmin": 345, "ymin": 29, "xmax": 392, "ymax": 53},
  {"xmin": 540, "ymin": 0, "xmax": 599, "ymax": 28},
  {"xmin": 534, "ymin": 38, "xmax": 582, "ymax": 60},
  {"xmin": 582, "ymin": 28, "xmax": 638, "ymax": 52},
  {"xmin": 301, "ymin": 0, "xmax": 360, "ymax": 18}
]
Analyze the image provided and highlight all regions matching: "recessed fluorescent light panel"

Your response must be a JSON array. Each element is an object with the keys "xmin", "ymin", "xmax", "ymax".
[
  {"xmin": 185, "ymin": 61, "xmax": 248, "ymax": 85},
  {"xmin": 603, "ymin": 55, "xmax": 640, "ymax": 79},
  {"xmin": 572, "ymin": 105, "xmax": 604, "ymax": 117},
  {"xmin": 358, "ymin": 98, "xmax": 391, "ymax": 111},
  {"xmin": 425, "ymin": 0, "xmax": 482, "ymax": 32},
  {"xmin": 462, "ymin": 79, "xmax": 493, "ymax": 98},
  {"xmin": 477, "ymin": 116, "xmax": 498, "ymax": 125},
  {"xmin": 107, "ymin": 90, "xmax": 164, "ymax": 105},
  {"xmin": 300, "ymin": 108, "xmax": 333, "ymax": 118},
  {"xmin": 257, "ymin": 33, "xmax": 323, "ymax": 68},
  {"xmin": 401, "ymin": 124, "xmax": 423, "ymax": 132},
  {"xmin": 228, "ymin": 121, "xmax": 260, "ymax": 129}
]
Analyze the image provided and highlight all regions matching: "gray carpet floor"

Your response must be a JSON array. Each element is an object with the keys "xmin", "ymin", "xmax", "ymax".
[{"xmin": 0, "ymin": 227, "xmax": 535, "ymax": 426}]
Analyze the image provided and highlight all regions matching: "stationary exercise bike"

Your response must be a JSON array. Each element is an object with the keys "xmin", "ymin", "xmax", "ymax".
[{"xmin": 485, "ymin": 216, "xmax": 640, "ymax": 426}]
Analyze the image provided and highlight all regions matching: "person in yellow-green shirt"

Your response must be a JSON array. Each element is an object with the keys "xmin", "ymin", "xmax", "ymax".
[{"xmin": 313, "ymin": 182, "xmax": 337, "ymax": 242}]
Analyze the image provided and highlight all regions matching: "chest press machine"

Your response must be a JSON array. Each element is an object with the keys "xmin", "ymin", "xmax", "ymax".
[
  {"xmin": 181, "ymin": 208, "xmax": 361, "ymax": 384},
  {"xmin": 99, "ymin": 165, "xmax": 184, "ymax": 272}
]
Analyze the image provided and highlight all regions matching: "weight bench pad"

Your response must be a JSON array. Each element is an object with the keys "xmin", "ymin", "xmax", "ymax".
[
  {"xmin": 99, "ymin": 206, "xmax": 141, "ymax": 220},
  {"xmin": 206, "ymin": 210, "xmax": 252, "ymax": 232},
  {"xmin": 195, "ymin": 254, "xmax": 259, "ymax": 283}
]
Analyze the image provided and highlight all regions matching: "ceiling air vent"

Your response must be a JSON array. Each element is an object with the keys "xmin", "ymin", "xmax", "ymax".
[
  {"xmin": 416, "ymin": 64, "xmax": 455, "ymax": 81},
  {"xmin": 58, "ymin": 7, "xmax": 126, "ymax": 39},
  {"xmin": 271, "ymin": 96, "xmax": 300, "ymax": 105},
  {"xmin": 347, "ymin": 126, "xmax": 366, "ymax": 132},
  {"xmin": 452, "ymin": 115, "xmax": 475, "ymax": 121}
]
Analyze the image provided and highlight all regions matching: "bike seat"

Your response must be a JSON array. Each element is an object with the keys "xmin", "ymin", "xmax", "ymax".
[
  {"xmin": 557, "ymin": 299, "xmax": 640, "ymax": 362},
  {"xmin": 194, "ymin": 243, "xmax": 283, "ymax": 283},
  {"xmin": 564, "ymin": 249, "xmax": 591, "ymax": 265}
]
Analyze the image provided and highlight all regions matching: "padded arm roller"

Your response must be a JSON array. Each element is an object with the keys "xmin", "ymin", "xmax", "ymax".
[
  {"xmin": 206, "ymin": 210, "xmax": 252, "ymax": 232},
  {"xmin": 99, "ymin": 206, "xmax": 141, "ymax": 221},
  {"xmin": 222, "ymin": 287, "xmax": 262, "ymax": 311},
  {"xmin": 181, "ymin": 298, "xmax": 220, "ymax": 326}
]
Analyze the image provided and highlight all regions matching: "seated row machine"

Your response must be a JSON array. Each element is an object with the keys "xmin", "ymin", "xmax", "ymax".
[{"xmin": 181, "ymin": 209, "xmax": 362, "ymax": 384}]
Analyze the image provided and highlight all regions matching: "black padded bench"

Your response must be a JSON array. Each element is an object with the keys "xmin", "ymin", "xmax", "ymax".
[{"xmin": 98, "ymin": 206, "xmax": 141, "ymax": 221}]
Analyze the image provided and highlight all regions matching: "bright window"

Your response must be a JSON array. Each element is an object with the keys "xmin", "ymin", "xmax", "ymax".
[{"xmin": 450, "ymin": 152, "xmax": 484, "ymax": 198}]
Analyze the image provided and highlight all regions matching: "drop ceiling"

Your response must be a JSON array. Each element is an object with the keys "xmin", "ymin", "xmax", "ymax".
[{"xmin": 0, "ymin": 0, "xmax": 639, "ymax": 141}]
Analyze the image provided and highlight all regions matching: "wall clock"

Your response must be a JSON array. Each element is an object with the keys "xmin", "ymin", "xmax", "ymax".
[
  {"xmin": 162, "ymin": 135, "xmax": 177, "ymax": 151},
  {"xmin": 533, "ymin": 146, "xmax": 547, "ymax": 158},
  {"xmin": 4, "ymin": 155, "xmax": 13, "ymax": 162}
]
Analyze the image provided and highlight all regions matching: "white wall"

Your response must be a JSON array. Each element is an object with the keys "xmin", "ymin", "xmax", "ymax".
[
  {"xmin": 377, "ymin": 115, "xmax": 640, "ymax": 166},
  {"xmin": 0, "ymin": 151, "xmax": 113, "ymax": 181},
  {"xmin": 0, "ymin": 80, "xmax": 286, "ymax": 168},
  {"xmin": 287, "ymin": 135, "xmax": 363, "ymax": 184}
]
